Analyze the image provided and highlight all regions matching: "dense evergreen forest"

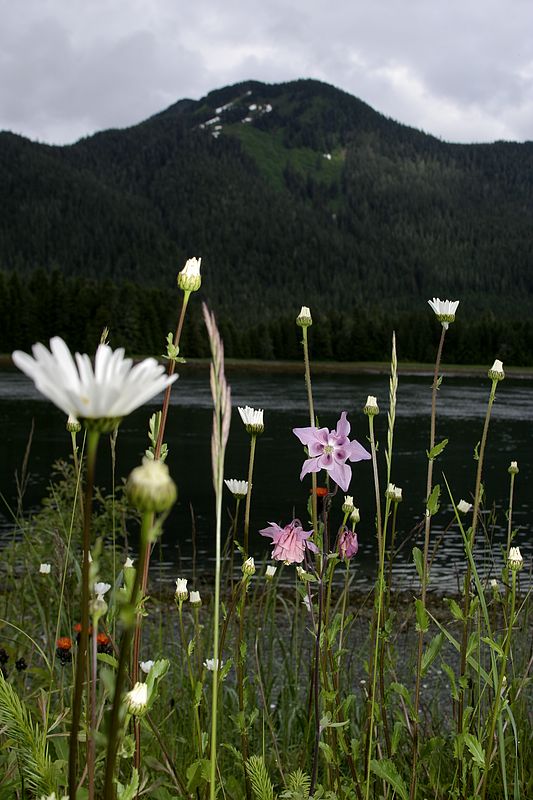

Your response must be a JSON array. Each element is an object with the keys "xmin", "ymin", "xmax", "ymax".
[{"xmin": 1, "ymin": 78, "xmax": 532, "ymax": 363}]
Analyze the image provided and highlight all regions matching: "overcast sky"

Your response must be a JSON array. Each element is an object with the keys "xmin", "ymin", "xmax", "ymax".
[{"xmin": 1, "ymin": 0, "xmax": 532, "ymax": 146}]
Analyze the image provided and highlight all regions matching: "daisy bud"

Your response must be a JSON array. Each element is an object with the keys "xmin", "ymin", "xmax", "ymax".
[
  {"xmin": 265, "ymin": 565, "xmax": 277, "ymax": 580},
  {"xmin": 238, "ymin": 405, "xmax": 264, "ymax": 435},
  {"xmin": 488, "ymin": 359, "xmax": 504, "ymax": 382},
  {"xmin": 296, "ymin": 306, "xmax": 312, "ymax": 327},
  {"xmin": 175, "ymin": 577, "xmax": 188, "ymax": 601},
  {"xmin": 508, "ymin": 546, "xmax": 523, "ymax": 571},
  {"xmin": 242, "ymin": 557, "xmax": 256, "ymax": 576},
  {"xmin": 364, "ymin": 395, "xmax": 379, "ymax": 416},
  {"xmin": 125, "ymin": 681, "xmax": 148, "ymax": 715},
  {"xmin": 457, "ymin": 499, "xmax": 472, "ymax": 514},
  {"xmin": 39, "ymin": 563, "xmax": 51, "ymax": 574},
  {"xmin": 177, "ymin": 257, "xmax": 202, "ymax": 292},
  {"xmin": 66, "ymin": 414, "xmax": 81, "ymax": 433},
  {"xmin": 224, "ymin": 478, "xmax": 249, "ymax": 499},
  {"xmin": 139, "ymin": 660, "xmax": 154, "ymax": 674},
  {"xmin": 94, "ymin": 582, "xmax": 111, "ymax": 601},
  {"xmin": 342, "ymin": 495, "xmax": 355, "ymax": 514},
  {"xmin": 490, "ymin": 578, "xmax": 499, "ymax": 592},
  {"xmin": 124, "ymin": 557, "xmax": 134, "ymax": 569},
  {"xmin": 126, "ymin": 458, "xmax": 177, "ymax": 513},
  {"xmin": 350, "ymin": 507, "xmax": 361, "ymax": 526},
  {"xmin": 508, "ymin": 461, "xmax": 519, "ymax": 475},
  {"xmin": 204, "ymin": 658, "xmax": 222, "ymax": 671},
  {"xmin": 385, "ymin": 483, "xmax": 402, "ymax": 503},
  {"xmin": 189, "ymin": 590, "xmax": 202, "ymax": 606}
]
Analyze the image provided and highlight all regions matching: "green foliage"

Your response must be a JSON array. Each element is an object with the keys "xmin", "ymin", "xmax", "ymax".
[{"xmin": 246, "ymin": 755, "xmax": 276, "ymax": 800}]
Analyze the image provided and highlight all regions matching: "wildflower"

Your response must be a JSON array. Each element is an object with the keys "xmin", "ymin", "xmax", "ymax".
[
  {"xmin": 126, "ymin": 458, "xmax": 177, "ymax": 513},
  {"xmin": 96, "ymin": 633, "xmax": 113, "ymax": 655},
  {"xmin": 139, "ymin": 660, "xmax": 155, "ymax": 674},
  {"xmin": 12, "ymin": 337, "xmax": 177, "ymax": 432},
  {"xmin": 94, "ymin": 582, "xmax": 111, "ymax": 601},
  {"xmin": 189, "ymin": 590, "xmax": 202, "ymax": 606},
  {"xmin": 224, "ymin": 478, "xmax": 249, "ymax": 499},
  {"xmin": 338, "ymin": 528, "xmax": 359, "ymax": 559},
  {"xmin": 296, "ymin": 306, "xmax": 312, "ymax": 327},
  {"xmin": 238, "ymin": 405, "xmax": 264, "ymax": 435},
  {"xmin": 124, "ymin": 557, "xmax": 134, "ymax": 569},
  {"xmin": 457, "ymin": 499, "xmax": 472, "ymax": 514},
  {"xmin": 242, "ymin": 557, "xmax": 256, "ymax": 576},
  {"xmin": 342, "ymin": 495, "xmax": 355, "ymax": 514},
  {"xmin": 363, "ymin": 395, "xmax": 379, "ymax": 416},
  {"xmin": 260, "ymin": 519, "xmax": 318, "ymax": 564},
  {"xmin": 508, "ymin": 546, "xmax": 523, "ymax": 571},
  {"xmin": 73, "ymin": 623, "xmax": 93, "ymax": 643},
  {"xmin": 428, "ymin": 298, "xmax": 459, "ymax": 329},
  {"xmin": 490, "ymin": 579, "xmax": 499, "ymax": 591},
  {"xmin": 175, "ymin": 577, "xmax": 188, "ymax": 601},
  {"xmin": 204, "ymin": 658, "xmax": 222, "ymax": 671},
  {"xmin": 39, "ymin": 563, "xmax": 51, "ymax": 574},
  {"xmin": 265, "ymin": 565, "xmax": 277, "ymax": 580},
  {"xmin": 125, "ymin": 682, "xmax": 148, "ymax": 715},
  {"xmin": 56, "ymin": 637, "xmax": 73, "ymax": 665},
  {"xmin": 66, "ymin": 414, "xmax": 81, "ymax": 433},
  {"xmin": 177, "ymin": 257, "xmax": 202, "ymax": 292},
  {"xmin": 350, "ymin": 507, "xmax": 361, "ymax": 525},
  {"xmin": 293, "ymin": 411, "xmax": 370, "ymax": 493},
  {"xmin": 385, "ymin": 483, "xmax": 402, "ymax": 503},
  {"xmin": 488, "ymin": 359, "xmax": 505, "ymax": 381},
  {"xmin": 508, "ymin": 461, "xmax": 519, "ymax": 475}
]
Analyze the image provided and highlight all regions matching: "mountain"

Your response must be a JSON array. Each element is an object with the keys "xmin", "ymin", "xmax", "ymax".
[{"xmin": 1, "ymin": 78, "xmax": 533, "ymax": 363}]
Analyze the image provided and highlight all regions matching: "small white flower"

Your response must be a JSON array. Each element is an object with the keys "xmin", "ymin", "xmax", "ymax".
[
  {"xmin": 224, "ymin": 478, "xmax": 249, "ymax": 498},
  {"xmin": 204, "ymin": 658, "xmax": 222, "ymax": 671},
  {"xmin": 94, "ymin": 582, "xmax": 111, "ymax": 600},
  {"xmin": 508, "ymin": 546, "xmax": 523, "ymax": 571},
  {"xmin": 238, "ymin": 405, "xmax": 264, "ymax": 434},
  {"xmin": 457, "ymin": 499, "xmax": 472, "ymax": 514},
  {"xmin": 508, "ymin": 461, "xmax": 519, "ymax": 475},
  {"xmin": 385, "ymin": 483, "xmax": 402, "ymax": 503},
  {"xmin": 125, "ymin": 681, "xmax": 148, "ymax": 714},
  {"xmin": 175, "ymin": 577, "xmax": 188, "ymax": 601},
  {"xmin": 265, "ymin": 565, "xmax": 277, "ymax": 580},
  {"xmin": 124, "ymin": 557, "xmax": 134, "ymax": 569},
  {"xmin": 428, "ymin": 298, "xmax": 459, "ymax": 329},
  {"xmin": 177, "ymin": 257, "xmax": 202, "ymax": 292},
  {"xmin": 66, "ymin": 414, "xmax": 81, "ymax": 432},
  {"xmin": 302, "ymin": 595, "xmax": 312, "ymax": 612},
  {"xmin": 39, "ymin": 563, "xmax": 51, "ymax": 574},
  {"xmin": 139, "ymin": 660, "xmax": 154, "ymax": 674},
  {"xmin": 364, "ymin": 395, "xmax": 379, "ymax": 415},
  {"xmin": 342, "ymin": 495, "xmax": 354, "ymax": 514},
  {"xmin": 296, "ymin": 306, "xmax": 312, "ymax": 327},
  {"xmin": 350, "ymin": 507, "xmax": 361, "ymax": 525},
  {"xmin": 242, "ymin": 557, "xmax": 256, "ymax": 576},
  {"xmin": 12, "ymin": 338, "xmax": 177, "ymax": 425},
  {"xmin": 490, "ymin": 579, "xmax": 499, "ymax": 590},
  {"xmin": 488, "ymin": 359, "xmax": 505, "ymax": 381},
  {"xmin": 189, "ymin": 590, "xmax": 202, "ymax": 606}
]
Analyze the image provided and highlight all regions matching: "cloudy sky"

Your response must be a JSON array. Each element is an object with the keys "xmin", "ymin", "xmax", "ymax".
[{"xmin": 1, "ymin": 0, "xmax": 532, "ymax": 145}]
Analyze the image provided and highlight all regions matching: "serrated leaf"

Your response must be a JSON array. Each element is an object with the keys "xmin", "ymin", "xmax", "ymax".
[
  {"xmin": 412, "ymin": 547, "xmax": 424, "ymax": 582},
  {"xmin": 464, "ymin": 733, "xmax": 486, "ymax": 769},
  {"xmin": 421, "ymin": 632, "xmax": 445, "ymax": 676},
  {"xmin": 117, "ymin": 767, "xmax": 139, "ymax": 800},
  {"xmin": 427, "ymin": 438, "xmax": 448, "ymax": 460},
  {"xmin": 441, "ymin": 662, "xmax": 459, "ymax": 701},
  {"xmin": 445, "ymin": 597, "xmax": 465, "ymax": 621},
  {"xmin": 415, "ymin": 599, "xmax": 429, "ymax": 633},
  {"xmin": 370, "ymin": 758, "xmax": 408, "ymax": 800},
  {"xmin": 426, "ymin": 484, "xmax": 441, "ymax": 516}
]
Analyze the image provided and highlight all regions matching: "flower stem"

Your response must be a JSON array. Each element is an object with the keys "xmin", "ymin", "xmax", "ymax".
[
  {"xmin": 68, "ymin": 429, "xmax": 100, "ymax": 800},
  {"xmin": 409, "ymin": 324, "xmax": 446, "ymax": 800},
  {"xmin": 243, "ymin": 435, "xmax": 257, "ymax": 557},
  {"xmin": 302, "ymin": 325, "xmax": 318, "ymax": 537}
]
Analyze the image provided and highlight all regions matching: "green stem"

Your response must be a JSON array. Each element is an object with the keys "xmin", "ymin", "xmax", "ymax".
[
  {"xmin": 302, "ymin": 325, "xmax": 318, "ymax": 537},
  {"xmin": 178, "ymin": 603, "xmax": 203, "ymax": 756},
  {"xmin": 410, "ymin": 324, "xmax": 446, "ymax": 800},
  {"xmin": 243, "ymin": 436, "xmax": 257, "ymax": 557},
  {"xmin": 209, "ymin": 456, "xmax": 224, "ymax": 800},
  {"xmin": 68, "ymin": 429, "xmax": 100, "ymax": 800}
]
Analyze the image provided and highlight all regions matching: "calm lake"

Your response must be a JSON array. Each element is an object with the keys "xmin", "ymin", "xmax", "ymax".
[{"xmin": 0, "ymin": 365, "xmax": 531, "ymax": 592}]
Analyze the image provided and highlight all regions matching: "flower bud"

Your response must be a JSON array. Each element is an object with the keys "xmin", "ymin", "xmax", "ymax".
[
  {"xmin": 364, "ymin": 395, "xmax": 379, "ymax": 416},
  {"xmin": 66, "ymin": 414, "xmax": 81, "ymax": 433},
  {"xmin": 457, "ymin": 499, "xmax": 472, "ymax": 514},
  {"xmin": 508, "ymin": 461, "xmax": 519, "ymax": 475},
  {"xmin": 39, "ymin": 563, "xmax": 51, "ymax": 574},
  {"xmin": 350, "ymin": 507, "xmax": 360, "ymax": 526},
  {"xmin": 177, "ymin": 257, "xmax": 202, "ymax": 292},
  {"xmin": 342, "ymin": 495, "xmax": 355, "ymax": 514},
  {"xmin": 265, "ymin": 565, "xmax": 277, "ymax": 580},
  {"xmin": 139, "ymin": 660, "xmax": 154, "ymax": 674},
  {"xmin": 238, "ymin": 405, "xmax": 264, "ymax": 435},
  {"xmin": 189, "ymin": 590, "xmax": 202, "ymax": 606},
  {"xmin": 125, "ymin": 682, "xmax": 148, "ymax": 715},
  {"xmin": 296, "ymin": 306, "xmax": 312, "ymax": 327},
  {"xmin": 124, "ymin": 557, "xmax": 134, "ymax": 569},
  {"xmin": 508, "ymin": 546, "xmax": 523, "ymax": 571},
  {"xmin": 242, "ymin": 557, "xmax": 256, "ymax": 576},
  {"xmin": 385, "ymin": 483, "xmax": 402, "ymax": 503},
  {"xmin": 126, "ymin": 458, "xmax": 177, "ymax": 513},
  {"xmin": 488, "ymin": 359, "xmax": 504, "ymax": 382},
  {"xmin": 175, "ymin": 577, "xmax": 188, "ymax": 601}
]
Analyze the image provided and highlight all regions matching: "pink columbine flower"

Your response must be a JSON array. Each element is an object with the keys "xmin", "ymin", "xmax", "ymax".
[
  {"xmin": 260, "ymin": 519, "xmax": 319, "ymax": 564},
  {"xmin": 293, "ymin": 411, "xmax": 370, "ymax": 493},
  {"xmin": 338, "ymin": 527, "xmax": 359, "ymax": 559}
]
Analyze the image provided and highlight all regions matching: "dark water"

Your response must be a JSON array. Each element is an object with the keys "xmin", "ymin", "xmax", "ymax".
[{"xmin": 0, "ymin": 366, "xmax": 531, "ymax": 592}]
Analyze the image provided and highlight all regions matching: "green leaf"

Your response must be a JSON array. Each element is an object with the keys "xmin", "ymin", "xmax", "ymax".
[
  {"xmin": 246, "ymin": 755, "xmax": 275, "ymax": 800},
  {"xmin": 427, "ymin": 438, "xmax": 448, "ymax": 460},
  {"xmin": 464, "ymin": 733, "xmax": 486, "ymax": 769},
  {"xmin": 390, "ymin": 682, "xmax": 415, "ymax": 717},
  {"xmin": 96, "ymin": 653, "xmax": 119, "ymax": 669},
  {"xmin": 187, "ymin": 758, "xmax": 210, "ymax": 791},
  {"xmin": 481, "ymin": 636, "xmax": 505, "ymax": 658},
  {"xmin": 421, "ymin": 632, "xmax": 445, "ymax": 676},
  {"xmin": 370, "ymin": 758, "xmax": 408, "ymax": 800},
  {"xmin": 117, "ymin": 767, "xmax": 139, "ymax": 800},
  {"xmin": 412, "ymin": 547, "xmax": 424, "ymax": 582},
  {"xmin": 445, "ymin": 597, "xmax": 465, "ymax": 621},
  {"xmin": 441, "ymin": 661, "xmax": 459, "ymax": 700},
  {"xmin": 426, "ymin": 484, "xmax": 441, "ymax": 516},
  {"xmin": 415, "ymin": 599, "xmax": 429, "ymax": 633}
]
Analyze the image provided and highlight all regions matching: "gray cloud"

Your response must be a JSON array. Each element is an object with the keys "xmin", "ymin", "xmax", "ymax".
[{"xmin": 0, "ymin": 0, "xmax": 532, "ymax": 144}]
